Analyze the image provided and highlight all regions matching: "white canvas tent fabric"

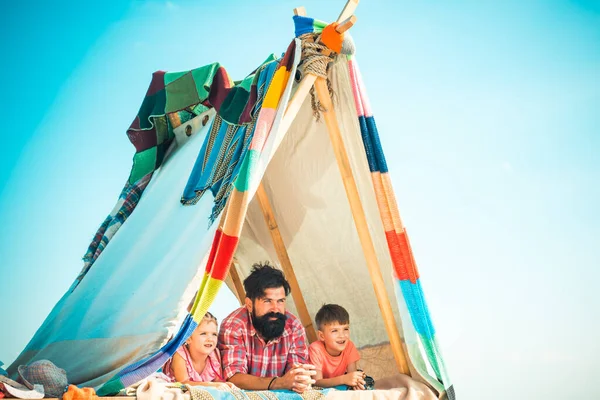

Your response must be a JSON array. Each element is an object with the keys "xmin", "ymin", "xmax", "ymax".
[
  {"xmin": 236, "ymin": 58, "xmax": 400, "ymax": 348},
  {"xmin": 7, "ymin": 108, "xmax": 219, "ymax": 388}
]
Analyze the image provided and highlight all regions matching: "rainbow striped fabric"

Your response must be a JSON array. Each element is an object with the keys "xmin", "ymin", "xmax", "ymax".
[
  {"xmin": 348, "ymin": 59, "xmax": 454, "ymax": 399},
  {"xmin": 293, "ymin": 16, "xmax": 455, "ymax": 400}
]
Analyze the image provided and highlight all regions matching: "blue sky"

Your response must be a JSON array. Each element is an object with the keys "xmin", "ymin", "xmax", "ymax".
[{"xmin": 1, "ymin": 1, "xmax": 599, "ymax": 399}]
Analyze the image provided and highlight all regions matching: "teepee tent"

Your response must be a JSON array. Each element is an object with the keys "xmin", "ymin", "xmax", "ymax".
[{"xmin": 8, "ymin": 3, "xmax": 454, "ymax": 399}]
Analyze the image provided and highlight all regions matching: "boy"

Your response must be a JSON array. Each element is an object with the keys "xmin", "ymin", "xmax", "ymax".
[{"xmin": 309, "ymin": 304, "xmax": 366, "ymax": 389}]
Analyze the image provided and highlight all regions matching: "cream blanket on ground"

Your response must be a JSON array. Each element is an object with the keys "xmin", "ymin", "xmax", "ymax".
[{"xmin": 131, "ymin": 374, "xmax": 436, "ymax": 400}]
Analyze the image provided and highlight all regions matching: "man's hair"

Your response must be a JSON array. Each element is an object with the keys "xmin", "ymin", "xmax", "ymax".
[
  {"xmin": 315, "ymin": 304, "xmax": 350, "ymax": 330},
  {"xmin": 243, "ymin": 262, "xmax": 291, "ymax": 300}
]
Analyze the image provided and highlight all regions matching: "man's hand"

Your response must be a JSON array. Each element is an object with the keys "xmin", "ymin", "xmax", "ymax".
[
  {"xmin": 277, "ymin": 364, "xmax": 317, "ymax": 393},
  {"xmin": 342, "ymin": 371, "xmax": 366, "ymax": 390}
]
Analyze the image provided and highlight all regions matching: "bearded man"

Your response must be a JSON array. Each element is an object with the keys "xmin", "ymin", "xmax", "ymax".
[{"xmin": 218, "ymin": 262, "xmax": 316, "ymax": 392}]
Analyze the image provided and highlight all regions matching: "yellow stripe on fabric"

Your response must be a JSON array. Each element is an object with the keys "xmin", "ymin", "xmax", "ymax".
[
  {"xmin": 222, "ymin": 188, "xmax": 249, "ymax": 238},
  {"xmin": 371, "ymin": 172, "xmax": 394, "ymax": 232},
  {"xmin": 262, "ymin": 67, "xmax": 289, "ymax": 110},
  {"xmin": 194, "ymin": 277, "xmax": 225, "ymax": 322},
  {"xmin": 190, "ymin": 272, "xmax": 211, "ymax": 319},
  {"xmin": 382, "ymin": 173, "xmax": 404, "ymax": 232}
]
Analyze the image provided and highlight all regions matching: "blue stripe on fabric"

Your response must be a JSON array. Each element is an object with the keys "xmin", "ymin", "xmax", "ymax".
[
  {"xmin": 98, "ymin": 315, "xmax": 197, "ymax": 395},
  {"xmin": 358, "ymin": 116, "xmax": 377, "ymax": 172},
  {"xmin": 398, "ymin": 279, "xmax": 436, "ymax": 339},
  {"xmin": 365, "ymin": 116, "xmax": 388, "ymax": 173},
  {"xmin": 293, "ymin": 16, "xmax": 315, "ymax": 37}
]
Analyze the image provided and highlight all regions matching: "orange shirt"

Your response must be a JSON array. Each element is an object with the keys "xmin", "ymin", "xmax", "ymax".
[{"xmin": 308, "ymin": 340, "xmax": 360, "ymax": 379}]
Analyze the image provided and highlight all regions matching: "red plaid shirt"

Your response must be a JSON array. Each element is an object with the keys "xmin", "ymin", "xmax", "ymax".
[{"xmin": 218, "ymin": 307, "xmax": 309, "ymax": 379}]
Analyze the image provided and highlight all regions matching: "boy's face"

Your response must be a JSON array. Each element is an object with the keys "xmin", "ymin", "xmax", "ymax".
[{"xmin": 318, "ymin": 322, "xmax": 350, "ymax": 356}]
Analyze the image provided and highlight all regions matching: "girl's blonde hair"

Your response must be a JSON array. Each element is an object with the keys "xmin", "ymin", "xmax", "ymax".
[
  {"xmin": 201, "ymin": 311, "xmax": 218, "ymax": 326},
  {"xmin": 185, "ymin": 312, "xmax": 218, "ymax": 347}
]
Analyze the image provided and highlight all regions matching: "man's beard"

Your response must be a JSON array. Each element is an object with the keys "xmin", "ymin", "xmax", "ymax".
[{"xmin": 252, "ymin": 310, "xmax": 288, "ymax": 342}]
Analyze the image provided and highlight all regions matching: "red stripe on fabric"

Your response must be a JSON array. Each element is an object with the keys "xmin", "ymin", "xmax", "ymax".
[
  {"xmin": 398, "ymin": 230, "xmax": 419, "ymax": 283},
  {"xmin": 385, "ymin": 230, "xmax": 420, "ymax": 283},
  {"xmin": 205, "ymin": 229, "xmax": 223, "ymax": 273},
  {"xmin": 385, "ymin": 230, "xmax": 406, "ymax": 280},
  {"xmin": 210, "ymin": 233, "xmax": 239, "ymax": 281}
]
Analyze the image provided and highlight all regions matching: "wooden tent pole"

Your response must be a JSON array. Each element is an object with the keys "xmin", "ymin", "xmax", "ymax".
[
  {"xmin": 313, "ymin": 76, "xmax": 410, "ymax": 374},
  {"xmin": 337, "ymin": 0, "xmax": 360, "ymax": 23},
  {"xmin": 278, "ymin": 74, "xmax": 317, "ymax": 139},
  {"xmin": 256, "ymin": 182, "xmax": 318, "ymax": 343},
  {"xmin": 335, "ymin": 15, "xmax": 357, "ymax": 33},
  {"xmin": 228, "ymin": 260, "xmax": 246, "ymax": 305},
  {"xmin": 293, "ymin": 6, "xmax": 306, "ymax": 16}
]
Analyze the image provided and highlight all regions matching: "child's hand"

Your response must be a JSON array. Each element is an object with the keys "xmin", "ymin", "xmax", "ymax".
[{"xmin": 343, "ymin": 371, "xmax": 366, "ymax": 389}]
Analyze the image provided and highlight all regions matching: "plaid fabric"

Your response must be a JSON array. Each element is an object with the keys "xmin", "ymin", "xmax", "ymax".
[
  {"xmin": 76, "ymin": 173, "xmax": 152, "ymax": 288},
  {"xmin": 218, "ymin": 307, "xmax": 309, "ymax": 379}
]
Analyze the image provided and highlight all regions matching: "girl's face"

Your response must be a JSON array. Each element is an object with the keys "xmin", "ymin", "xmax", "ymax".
[{"xmin": 187, "ymin": 320, "xmax": 218, "ymax": 356}]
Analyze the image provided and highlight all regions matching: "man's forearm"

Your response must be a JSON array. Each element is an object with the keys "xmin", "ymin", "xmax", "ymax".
[{"xmin": 228, "ymin": 373, "xmax": 277, "ymax": 390}]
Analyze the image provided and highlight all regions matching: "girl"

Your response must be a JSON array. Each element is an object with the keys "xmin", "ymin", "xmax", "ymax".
[{"xmin": 164, "ymin": 312, "xmax": 235, "ymax": 389}]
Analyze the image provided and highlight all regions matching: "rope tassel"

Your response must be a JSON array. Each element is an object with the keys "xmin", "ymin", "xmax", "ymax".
[{"xmin": 298, "ymin": 32, "xmax": 336, "ymax": 121}]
